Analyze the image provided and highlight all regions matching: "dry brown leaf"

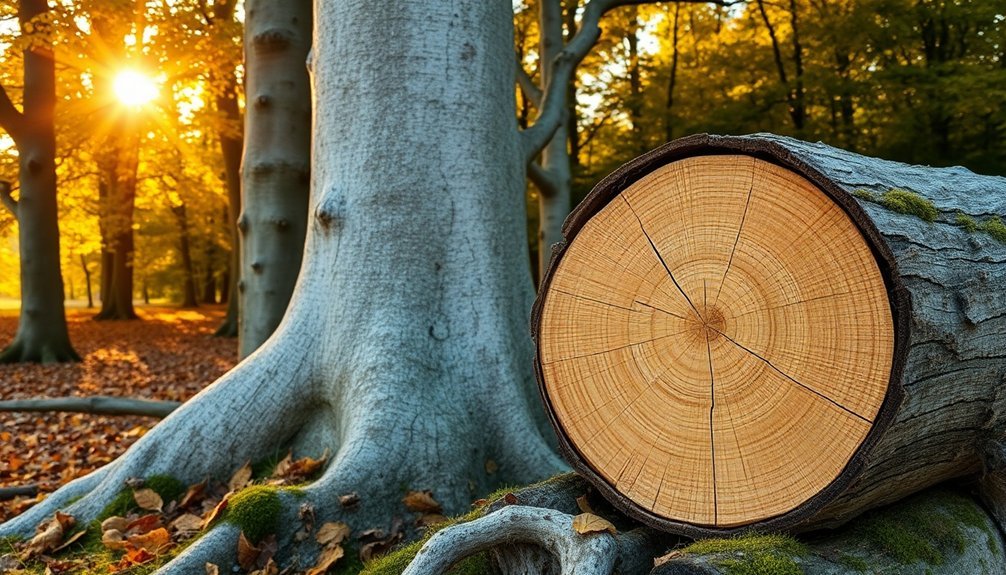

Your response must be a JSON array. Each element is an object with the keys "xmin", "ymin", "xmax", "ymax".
[
  {"xmin": 202, "ymin": 496, "xmax": 229, "ymax": 528},
  {"xmin": 576, "ymin": 495, "xmax": 595, "ymax": 514},
  {"xmin": 503, "ymin": 493, "xmax": 518, "ymax": 505},
  {"xmin": 101, "ymin": 529, "xmax": 127, "ymax": 551},
  {"xmin": 316, "ymin": 522, "xmax": 351, "ymax": 546},
  {"xmin": 571, "ymin": 513, "xmax": 616, "ymax": 536},
  {"xmin": 101, "ymin": 516, "xmax": 129, "ymax": 533},
  {"xmin": 125, "ymin": 513, "xmax": 162, "ymax": 535},
  {"xmin": 484, "ymin": 459, "xmax": 498, "ymax": 474},
  {"xmin": 21, "ymin": 513, "xmax": 74, "ymax": 559},
  {"xmin": 170, "ymin": 513, "xmax": 204, "ymax": 534},
  {"xmin": 272, "ymin": 452, "xmax": 295, "ymax": 478},
  {"xmin": 249, "ymin": 558, "xmax": 279, "ymax": 575},
  {"xmin": 204, "ymin": 563, "xmax": 220, "ymax": 575},
  {"xmin": 403, "ymin": 490, "xmax": 442, "ymax": 513},
  {"xmin": 237, "ymin": 532, "xmax": 260, "ymax": 571},
  {"xmin": 127, "ymin": 527, "xmax": 172, "ymax": 554},
  {"xmin": 179, "ymin": 481, "xmax": 207, "ymax": 510},
  {"xmin": 229, "ymin": 461, "xmax": 253, "ymax": 492},
  {"xmin": 134, "ymin": 488, "xmax": 164, "ymax": 512},
  {"xmin": 306, "ymin": 544, "xmax": 344, "ymax": 575},
  {"xmin": 339, "ymin": 492, "xmax": 360, "ymax": 508},
  {"xmin": 52, "ymin": 528, "xmax": 87, "ymax": 553},
  {"xmin": 653, "ymin": 550, "xmax": 682, "ymax": 567}
]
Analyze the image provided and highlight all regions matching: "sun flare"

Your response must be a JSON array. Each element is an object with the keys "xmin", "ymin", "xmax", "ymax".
[{"xmin": 113, "ymin": 69, "xmax": 159, "ymax": 107}]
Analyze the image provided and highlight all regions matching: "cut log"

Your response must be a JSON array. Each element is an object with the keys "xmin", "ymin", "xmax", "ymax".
[{"xmin": 532, "ymin": 133, "xmax": 1006, "ymax": 537}]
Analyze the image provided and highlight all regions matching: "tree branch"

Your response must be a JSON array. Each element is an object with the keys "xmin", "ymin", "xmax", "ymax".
[
  {"xmin": 0, "ymin": 396, "xmax": 181, "ymax": 417},
  {"xmin": 520, "ymin": 0, "xmax": 730, "ymax": 161},
  {"xmin": 0, "ymin": 485, "xmax": 38, "ymax": 502},
  {"xmin": 0, "ymin": 83, "xmax": 25, "ymax": 143},
  {"xmin": 515, "ymin": 58, "xmax": 542, "ymax": 108},
  {"xmin": 402, "ymin": 505, "xmax": 618, "ymax": 575},
  {"xmin": 528, "ymin": 161, "xmax": 560, "ymax": 199},
  {"xmin": 0, "ymin": 181, "xmax": 17, "ymax": 218}
]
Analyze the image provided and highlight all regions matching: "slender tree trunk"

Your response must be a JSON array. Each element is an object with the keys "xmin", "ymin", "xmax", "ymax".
[
  {"xmin": 201, "ymin": 244, "xmax": 217, "ymax": 304},
  {"xmin": 80, "ymin": 254, "xmax": 93, "ymax": 309},
  {"xmin": 0, "ymin": 0, "xmax": 79, "ymax": 363},
  {"xmin": 214, "ymin": 67, "xmax": 242, "ymax": 336},
  {"xmin": 664, "ymin": 3, "xmax": 681, "ymax": 143},
  {"xmin": 172, "ymin": 203, "xmax": 199, "ymax": 308},
  {"xmin": 625, "ymin": 7, "xmax": 646, "ymax": 153},
  {"xmin": 238, "ymin": 0, "xmax": 312, "ymax": 357},
  {"xmin": 94, "ymin": 123, "xmax": 139, "ymax": 321}
]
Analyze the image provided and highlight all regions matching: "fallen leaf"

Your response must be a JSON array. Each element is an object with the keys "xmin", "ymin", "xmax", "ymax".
[
  {"xmin": 576, "ymin": 495, "xmax": 595, "ymax": 514},
  {"xmin": 403, "ymin": 490, "xmax": 442, "ymax": 513},
  {"xmin": 653, "ymin": 550, "xmax": 682, "ymax": 567},
  {"xmin": 101, "ymin": 516, "xmax": 129, "ymax": 533},
  {"xmin": 101, "ymin": 529, "xmax": 127, "ymax": 551},
  {"xmin": 125, "ymin": 513, "xmax": 162, "ymax": 535},
  {"xmin": 127, "ymin": 527, "xmax": 172, "ymax": 553},
  {"xmin": 339, "ymin": 493, "xmax": 360, "ymax": 508},
  {"xmin": 316, "ymin": 522, "xmax": 350, "ymax": 546},
  {"xmin": 503, "ymin": 493, "xmax": 518, "ymax": 505},
  {"xmin": 237, "ymin": 532, "xmax": 259, "ymax": 571},
  {"xmin": 571, "ymin": 513, "xmax": 616, "ymax": 536},
  {"xmin": 228, "ymin": 461, "xmax": 253, "ymax": 492},
  {"xmin": 52, "ymin": 528, "xmax": 87, "ymax": 552},
  {"xmin": 134, "ymin": 488, "xmax": 163, "ymax": 512},
  {"xmin": 204, "ymin": 563, "xmax": 219, "ymax": 575},
  {"xmin": 202, "ymin": 496, "xmax": 229, "ymax": 528},
  {"xmin": 306, "ymin": 544, "xmax": 344, "ymax": 575},
  {"xmin": 484, "ymin": 459, "xmax": 498, "ymax": 474},
  {"xmin": 249, "ymin": 558, "xmax": 279, "ymax": 575},
  {"xmin": 170, "ymin": 513, "xmax": 204, "ymax": 534},
  {"xmin": 179, "ymin": 480, "xmax": 207, "ymax": 510},
  {"xmin": 21, "ymin": 513, "xmax": 74, "ymax": 559}
]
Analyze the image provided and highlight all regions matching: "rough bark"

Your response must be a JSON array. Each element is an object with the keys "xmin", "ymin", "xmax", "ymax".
[
  {"xmin": 533, "ymin": 133, "xmax": 1006, "ymax": 537},
  {"xmin": 0, "ymin": 4, "xmax": 569, "ymax": 572},
  {"xmin": 237, "ymin": 0, "xmax": 311, "ymax": 357},
  {"xmin": 0, "ymin": 0, "xmax": 80, "ymax": 363}
]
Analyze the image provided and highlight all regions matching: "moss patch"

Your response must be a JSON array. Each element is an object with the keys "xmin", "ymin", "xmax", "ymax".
[
  {"xmin": 855, "ymin": 489, "xmax": 991, "ymax": 566},
  {"xmin": 222, "ymin": 485, "xmax": 283, "ymax": 543},
  {"xmin": 956, "ymin": 213, "xmax": 978, "ymax": 232},
  {"xmin": 852, "ymin": 189, "xmax": 876, "ymax": 201},
  {"xmin": 98, "ymin": 475, "xmax": 185, "ymax": 520},
  {"xmin": 880, "ymin": 189, "xmax": 938, "ymax": 222},
  {"xmin": 981, "ymin": 216, "xmax": 1006, "ymax": 243},
  {"xmin": 837, "ymin": 553, "xmax": 869, "ymax": 572},
  {"xmin": 682, "ymin": 534, "xmax": 806, "ymax": 575},
  {"xmin": 360, "ymin": 507, "xmax": 487, "ymax": 575}
]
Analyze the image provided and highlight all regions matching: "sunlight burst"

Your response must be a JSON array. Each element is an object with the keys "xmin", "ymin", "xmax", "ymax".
[{"xmin": 113, "ymin": 69, "xmax": 159, "ymax": 107}]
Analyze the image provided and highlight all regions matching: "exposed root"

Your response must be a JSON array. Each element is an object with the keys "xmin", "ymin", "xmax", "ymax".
[
  {"xmin": 0, "ymin": 396, "xmax": 180, "ymax": 417},
  {"xmin": 402, "ymin": 505, "xmax": 618, "ymax": 575},
  {"xmin": 0, "ymin": 485, "xmax": 38, "ymax": 502},
  {"xmin": 0, "ymin": 467, "xmax": 110, "ymax": 538},
  {"xmin": 0, "ymin": 338, "xmax": 81, "ymax": 364}
]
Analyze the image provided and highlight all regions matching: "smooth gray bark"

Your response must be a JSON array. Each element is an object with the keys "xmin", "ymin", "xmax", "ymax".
[
  {"xmin": 0, "ymin": 396, "xmax": 179, "ymax": 417},
  {"xmin": 237, "ymin": 0, "xmax": 312, "ymax": 357},
  {"xmin": 0, "ymin": 0, "xmax": 79, "ymax": 363},
  {"xmin": 0, "ymin": 4, "xmax": 569, "ymax": 571}
]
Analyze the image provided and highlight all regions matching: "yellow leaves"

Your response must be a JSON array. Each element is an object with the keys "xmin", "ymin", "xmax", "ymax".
[
  {"xmin": 304, "ymin": 521, "xmax": 349, "ymax": 575},
  {"xmin": 170, "ymin": 513, "xmax": 204, "ymax": 535},
  {"xmin": 127, "ymin": 527, "xmax": 172, "ymax": 554},
  {"xmin": 571, "ymin": 513, "xmax": 617, "ymax": 536},
  {"xmin": 133, "ymin": 488, "xmax": 164, "ymax": 512},
  {"xmin": 305, "ymin": 544, "xmax": 345, "ymax": 575},
  {"xmin": 270, "ymin": 450, "xmax": 329, "ymax": 484}
]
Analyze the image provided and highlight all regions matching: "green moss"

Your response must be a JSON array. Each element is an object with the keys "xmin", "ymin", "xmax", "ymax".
[
  {"xmin": 716, "ymin": 552, "xmax": 803, "ymax": 575},
  {"xmin": 956, "ymin": 213, "xmax": 978, "ymax": 232},
  {"xmin": 361, "ymin": 507, "xmax": 487, "ymax": 575},
  {"xmin": 980, "ymin": 216, "xmax": 1006, "ymax": 243},
  {"xmin": 855, "ymin": 489, "xmax": 991, "ymax": 566},
  {"xmin": 683, "ymin": 533, "xmax": 807, "ymax": 557},
  {"xmin": 880, "ymin": 189, "xmax": 938, "ymax": 222},
  {"xmin": 837, "ymin": 553, "xmax": 869, "ymax": 572},
  {"xmin": 222, "ymin": 485, "xmax": 283, "ymax": 543},
  {"xmin": 852, "ymin": 189, "xmax": 876, "ymax": 201},
  {"xmin": 98, "ymin": 475, "xmax": 185, "ymax": 520}
]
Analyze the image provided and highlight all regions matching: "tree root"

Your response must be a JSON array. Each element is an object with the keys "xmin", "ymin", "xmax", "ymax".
[
  {"xmin": 403, "ymin": 505, "xmax": 618, "ymax": 575},
  {"xmin": 0, "ymin": 485, "xmax": 38, "ymax": 501},
  {"xmin": 0, "ymin": 338, "xmax": 81, "ymax": 364},
  {"xmin": 0, "ymin": 396, "xmax": 179, "ymax": 417}
]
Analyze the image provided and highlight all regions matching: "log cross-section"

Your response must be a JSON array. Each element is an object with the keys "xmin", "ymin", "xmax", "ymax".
[{"xmin": 529, "ymin": 133, "xmax": 1006, "ymax": 537}]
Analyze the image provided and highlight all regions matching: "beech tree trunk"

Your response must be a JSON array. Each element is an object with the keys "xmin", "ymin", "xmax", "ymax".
[
  {"xmin": 0, "ymin": 0, "xmax": 79, "ymax": 363},
  {"xmin": 0, "ymin": 3, "xmax": 571, "ymax": 571},
  {"xmin": 171, "ymin": 203, "xmax": 199, "ymax": 308},
  {"xmin": 533, "ymin": 133, "xmax": 1006, "ymax": 537},
  {"xmin": 237, "ymin": 0, "xmax": 312, "ymax": 357},
  {"xmin": 94, "ymin": 127, "xmax": 139, "ymax": 321}
]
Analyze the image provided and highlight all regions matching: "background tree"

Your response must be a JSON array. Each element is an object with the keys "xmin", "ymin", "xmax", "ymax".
[
  {"xmin": 238, "ymin": 0, "xmax": 312, "ymax": 357},
  {"xmin": 0, "ymin": 0, "xmax": 79, "ymax": 362}
]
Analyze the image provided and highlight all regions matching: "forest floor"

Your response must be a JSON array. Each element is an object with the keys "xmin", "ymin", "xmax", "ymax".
[{"xmin": 0, "ymin": 306, "xmax": 237, "ymax": 522}]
